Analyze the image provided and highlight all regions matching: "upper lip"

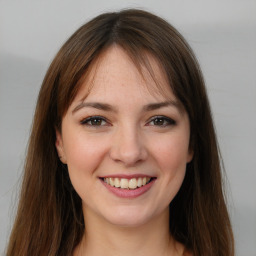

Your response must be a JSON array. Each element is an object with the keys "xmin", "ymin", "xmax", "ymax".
[{"xmin": 99, "ymin": 174, "xmax": 156, "ymax": 179}]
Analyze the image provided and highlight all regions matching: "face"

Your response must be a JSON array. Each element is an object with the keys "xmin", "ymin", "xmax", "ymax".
[{"xmin": 56, "ymin": 46, "xmax": 193, "ymax": 228}]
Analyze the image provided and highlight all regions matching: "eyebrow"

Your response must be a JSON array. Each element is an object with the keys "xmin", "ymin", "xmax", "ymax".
[
  {"xmin": 142, "ymin": 101, "xmax": 181, "ymax": 112},
  {"xmin": 72, "ymin": 100, "xmax": 182, "ymax": 114},
  {"xmin": 72, "ymin": 102, "xmax": 117, "ymax": 113}
]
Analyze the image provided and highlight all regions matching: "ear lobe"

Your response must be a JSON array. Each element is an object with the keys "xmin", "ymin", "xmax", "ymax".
[
  {"xmin": 55, "ymin": 129, "xmax": 67, "ymax": 164},
  {"xmin": 187, "ymin": 149, "xmax": 194, "ymax": 163}
]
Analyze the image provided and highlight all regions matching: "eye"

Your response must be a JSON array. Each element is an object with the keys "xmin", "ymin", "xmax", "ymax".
[
  {"xmin": 147, "ymin": 116, "xmax": 176, "ymax": 127},
  {"xmin": 80, "ymin": 116, "xmax": 108, "ymax": 126}
]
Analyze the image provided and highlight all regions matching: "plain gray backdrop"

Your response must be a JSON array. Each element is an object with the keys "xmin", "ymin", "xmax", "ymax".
[{"xmin": 0, "ymin": 1, "xmax": 255, "ymax": 255}]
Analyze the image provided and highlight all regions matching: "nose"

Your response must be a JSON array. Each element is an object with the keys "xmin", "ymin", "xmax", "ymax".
[{"xmin": 109, "ymin": 125, "xmax": 148, "ymax": 167}]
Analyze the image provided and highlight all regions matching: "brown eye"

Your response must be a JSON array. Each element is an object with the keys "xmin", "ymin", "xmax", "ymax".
[
  {"xmin": 81, "ymin": 116, "xmax": 107, "ymax": 126},
  {"xmin": 148, "ymin": 116, "xmax": 176, "ymax": 127},
  {"xmin": 153, "ymin": 118, "xmax": 165, "ymax": 126},
  {"xmin": 90, "ymin": 118, "xmax": 103, "ymax": 126}
]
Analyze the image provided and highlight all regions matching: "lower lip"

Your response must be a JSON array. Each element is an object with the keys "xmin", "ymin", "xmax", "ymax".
[{"xmin": 100, "ymin": 179, "xmax": 156, "ymax": 198}]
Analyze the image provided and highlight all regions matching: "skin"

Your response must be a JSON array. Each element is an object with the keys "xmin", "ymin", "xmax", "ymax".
[{"xmin": 56, "ymin": 45, "xmax": 193, "ymax": 255}]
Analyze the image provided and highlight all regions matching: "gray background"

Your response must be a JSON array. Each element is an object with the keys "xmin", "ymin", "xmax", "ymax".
[{"xmin": 0, "ymin": 0, "xmax": 255, "ymax": 255}]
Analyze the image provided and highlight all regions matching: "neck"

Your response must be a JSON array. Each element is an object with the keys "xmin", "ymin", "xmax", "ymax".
[{"xmin": 74, "ymin": 207, "xmax": 184, "ymax": 256}]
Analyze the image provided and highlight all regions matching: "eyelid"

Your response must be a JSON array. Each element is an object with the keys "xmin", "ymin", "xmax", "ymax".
[
  {"xmin": 146, "ymin": 115, "xmax": 176, "ymax": 126},
  {"xmin": 79, "ymin": 115, "xmax": 176, "ymax": 128},
  {"xmin": 80, "ymin": 115, "xmax": 110, "ymax": 126}
]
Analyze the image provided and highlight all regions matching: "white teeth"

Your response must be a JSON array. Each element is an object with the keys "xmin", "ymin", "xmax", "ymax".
[
  {"xmin": 128, "ymin": 178, "xmax": 137, "ymax": 189},
  {"xmin": 114, "ymin": 178, "xmax": 120, "ymax": 187},
  {"xmin": 109, "ymin": 178, "xmax": 115, "ymax": 186},
  {"xmin": 137, "ymin": 178, "xmax": 142, "ymax": 187},
  {"xmin": 120, "ymin": 178, "xmax": 129, "ymax": 189},
  {"xmin": 103, "ymin": 177, "xmax": 152, "ymax": 189}
]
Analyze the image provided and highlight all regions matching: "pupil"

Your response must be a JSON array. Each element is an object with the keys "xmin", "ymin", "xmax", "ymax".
[
  {"xmin": 92, "ymin": 118, "xmax": 101, "ymax": 125},
  {"xmin": 154, "ymin": 118, "xmax": 164, "ymax": 125}
]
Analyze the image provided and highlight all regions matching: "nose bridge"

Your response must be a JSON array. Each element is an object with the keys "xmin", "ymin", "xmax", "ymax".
[{"xmin": 109, "ymin": 122, "xmax": 147, "ymax": 166}]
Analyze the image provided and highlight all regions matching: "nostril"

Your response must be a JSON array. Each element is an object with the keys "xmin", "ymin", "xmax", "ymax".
[{"xmin": 109, "ymin": 134, "xmax": 148, "ymax": 165}]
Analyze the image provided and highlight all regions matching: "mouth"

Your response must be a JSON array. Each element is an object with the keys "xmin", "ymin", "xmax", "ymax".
[{"xmin": 100, "ymin": 177, "xmax": 156, "ymax": 190}]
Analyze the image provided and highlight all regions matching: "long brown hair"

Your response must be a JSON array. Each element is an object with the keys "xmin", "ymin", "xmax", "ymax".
[{"xmin": 6, "ymin": 9, "xmax": 234, "ymax": 256}]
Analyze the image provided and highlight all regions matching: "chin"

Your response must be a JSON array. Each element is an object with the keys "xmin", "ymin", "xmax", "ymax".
[{"xmin": 102, "ymin": 206, "xmax": 156, "ymax": 228}]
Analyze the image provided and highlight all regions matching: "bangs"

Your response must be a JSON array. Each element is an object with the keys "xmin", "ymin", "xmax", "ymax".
[
  {"xmin": 55, "ymin": 9, "xmax": 193, "ymax": 128},
  {"xmin": 59, "ymin": 43, "xmax": 185, "ymax": 122}
]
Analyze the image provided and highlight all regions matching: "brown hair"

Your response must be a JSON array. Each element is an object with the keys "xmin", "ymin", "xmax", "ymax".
[{"xmin": 6, "ymin": 9, "xmax": 234, "ymax": 256}]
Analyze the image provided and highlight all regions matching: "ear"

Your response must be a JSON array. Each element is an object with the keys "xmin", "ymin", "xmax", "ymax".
[
  {"xmin": 55, "ymin": 129, "xmax": 67, "ymax": 164},
  {"xmin": 187, "ymin": 149, "xmax": 194, "ymax": 163}
]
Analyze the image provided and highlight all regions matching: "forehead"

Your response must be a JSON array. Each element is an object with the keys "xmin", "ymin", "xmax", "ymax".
[{"xmin": 72, "ymin": 45, "xmax": 178, "ymax": 106}]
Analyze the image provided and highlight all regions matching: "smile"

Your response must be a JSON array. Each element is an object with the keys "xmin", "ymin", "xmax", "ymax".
[
  {"xmin": 100, "ymin": 175, "xmax": 157, "ymax": 199},
  {"xmin": 100, "ymin": 176, "xmax": 156, "ymax": 198},
  {"xmin": 103, "ymin": 177, "xmax": 152, "ymax": 189}
]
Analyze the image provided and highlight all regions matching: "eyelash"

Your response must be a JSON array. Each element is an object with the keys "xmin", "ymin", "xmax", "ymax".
[
  {"xmin": 147, "ymin": 116, "xmax": 176, "ymax": 127},
  {"xmin": 80, "ymin": 116, "xmax": 108, "ymax": 127},
  {"xmin": 80, "ymin": 115, "xmax": 176, "ymax": 127}
]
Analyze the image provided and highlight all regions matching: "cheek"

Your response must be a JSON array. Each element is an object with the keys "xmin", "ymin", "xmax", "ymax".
[
  {"xmin": 63, "ymin": 132, "xmax": 110, "ymax": 199},
  {"xmin": 151, "ymin": 133, "xmax": 190, "ymax": 173},
  {"xmin": 147, "ymin": 133, "xmax": 190, "ymax": 209},
  {"xmin": 63, "ymin": 131, "xmax": 108, "ymax": 175}
]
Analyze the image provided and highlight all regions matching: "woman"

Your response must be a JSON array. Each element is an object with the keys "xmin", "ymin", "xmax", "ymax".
[{"xmin": 6, "ymin": 9, "xmax": 234, "ymax": 256}]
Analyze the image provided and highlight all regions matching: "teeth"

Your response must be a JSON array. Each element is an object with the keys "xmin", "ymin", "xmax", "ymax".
[
  {"xmin": 120, "ymin": 178, "xmax": 129, "ymax": 189},
  {"xmin": 128, "ymin": 178, "xmax": 137, "ymax": 189},
  {"xmin": 137, "ymin": 178, "xmax": 142, "ymax": 187},
  {"xmin": 103, "ymin": 177, "xmax": 152, "ymax": 189},
  {"xmin": 114, "ymin": 178, "xmax": 120, "ymax": 187},
  {"xmin": 109, "ymin": 178, "xmax": 115, "ymax": 186}
]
